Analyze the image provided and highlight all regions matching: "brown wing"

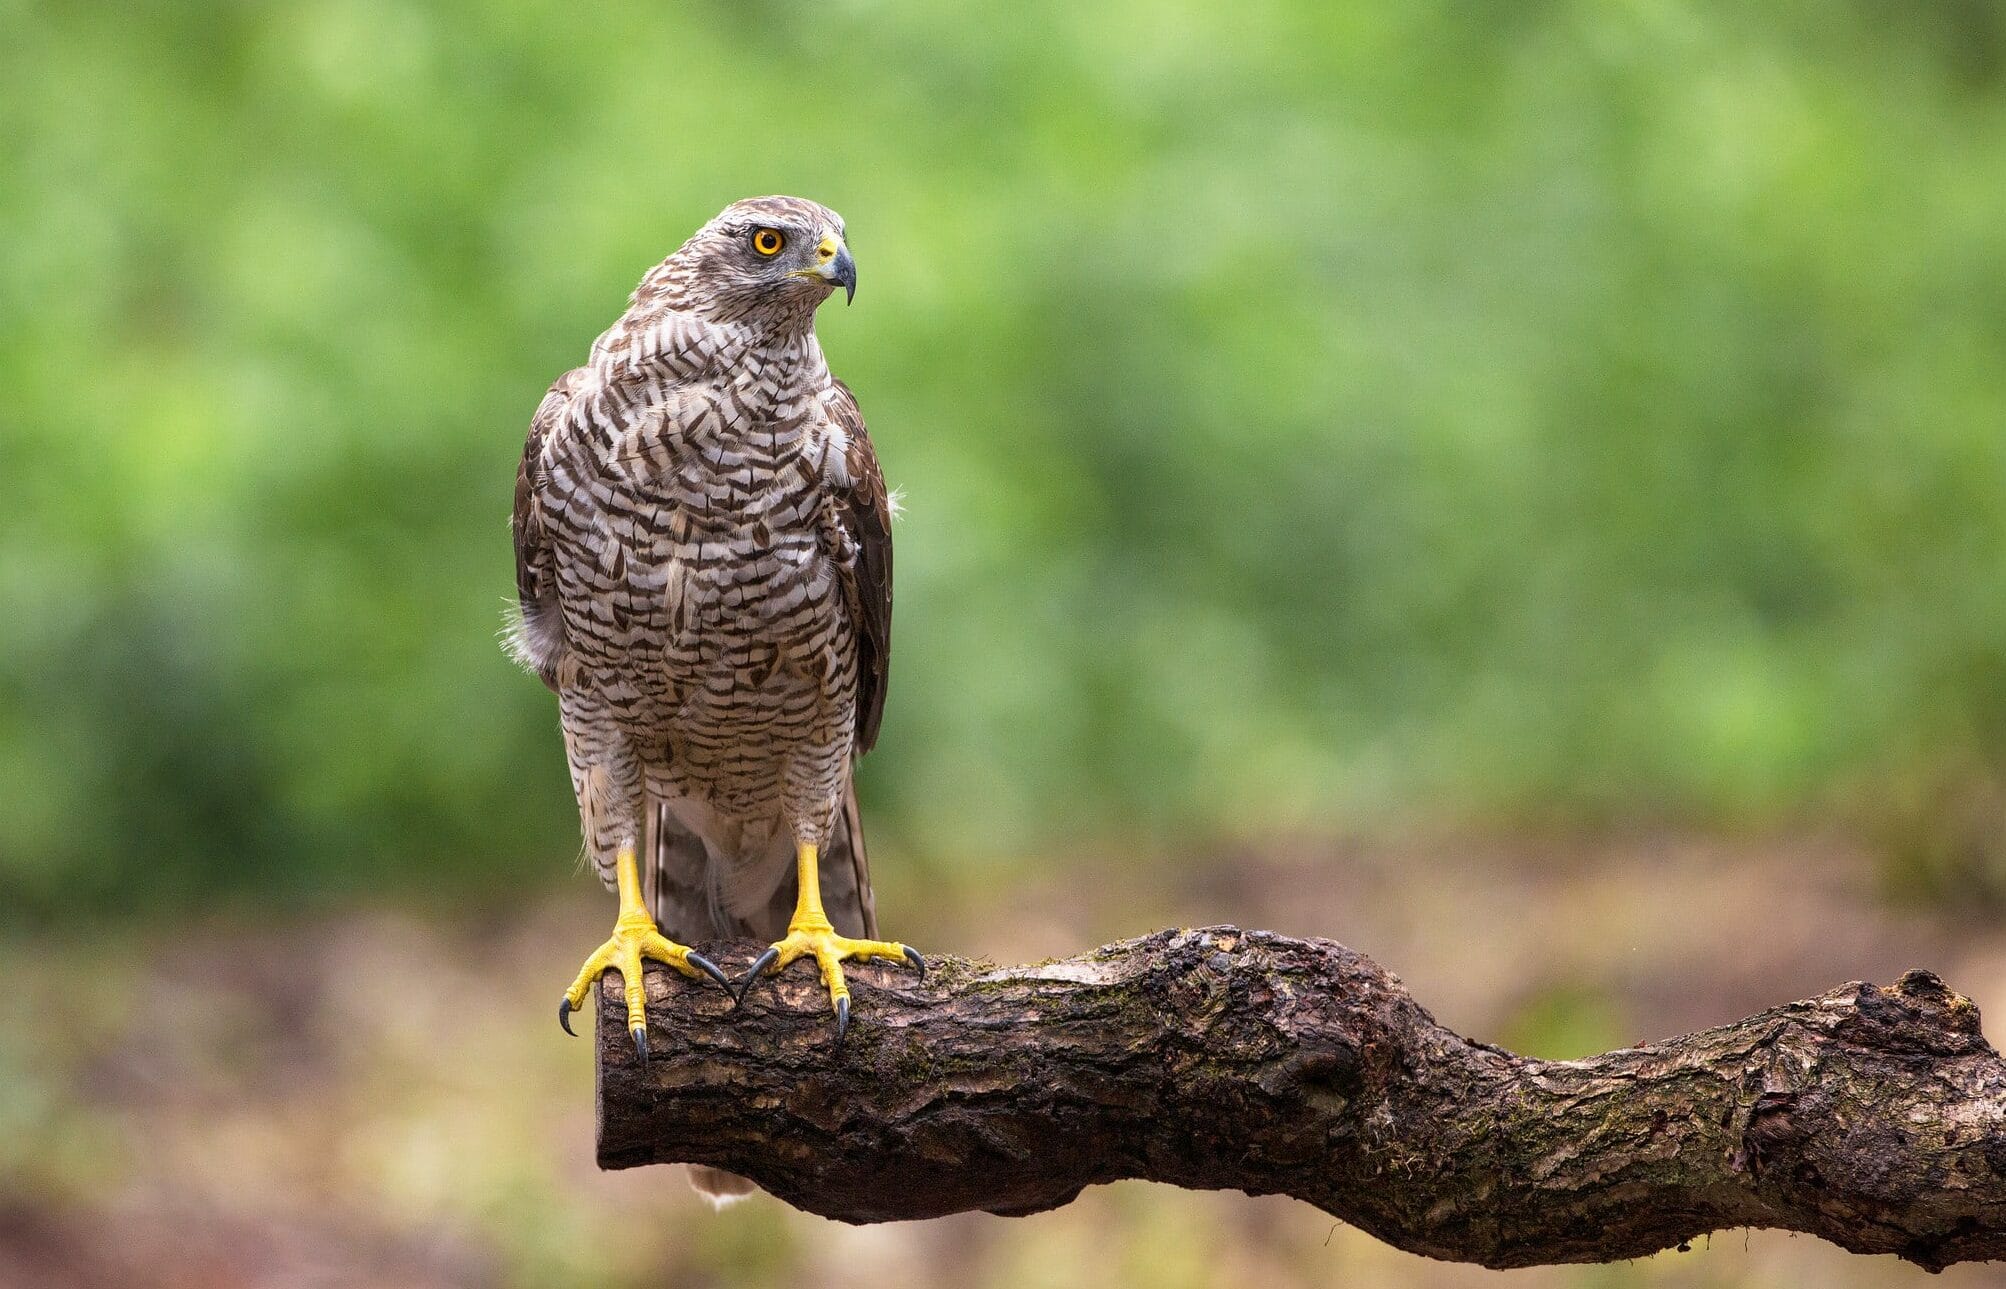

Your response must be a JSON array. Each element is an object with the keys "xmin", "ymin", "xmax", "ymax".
[
  {"xmin": 508, "ymin": 370, "xmax": 580, "ymax": 690},
  {"xmin": 826, "ymin": 377, "xmax": 893, "ymax": 754}
]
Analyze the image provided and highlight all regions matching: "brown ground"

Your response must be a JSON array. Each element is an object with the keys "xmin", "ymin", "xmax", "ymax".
[{"xmin": 7, "ymin": 831, "xmax": 2006, "ymax": 1288}]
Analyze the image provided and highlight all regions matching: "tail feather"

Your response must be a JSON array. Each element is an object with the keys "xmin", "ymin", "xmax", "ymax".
[
  {"xmin": 650, "ymin": 784, "xmax": 876, "ymax": 942},
  {"xmin": 651, "ymin": 781, "xmax": 879, "ymax": 1208},
  {"xmin": 688, "ymin": 1164, "xmax": 758, "ymax": 1207},
  {"xmin": 838, "ymin": 781, "xmax": 879, "ymax": 940}
]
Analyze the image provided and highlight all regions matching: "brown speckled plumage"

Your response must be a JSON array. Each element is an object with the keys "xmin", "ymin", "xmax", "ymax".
[{"xmin": 511, "ymin": 196, "xmax": 890, "ymax": 945}]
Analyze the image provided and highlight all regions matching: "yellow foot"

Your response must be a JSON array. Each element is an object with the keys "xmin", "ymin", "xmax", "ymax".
[
  {"xmin": 558, "ymin": 910, "xmax": 731, "ymax": 1065},
  {"xmin": 735, "ymin": 917, "xmax": 924, "ymax": 1042}
]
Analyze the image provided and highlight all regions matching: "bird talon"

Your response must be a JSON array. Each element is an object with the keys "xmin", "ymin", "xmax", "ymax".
[
  {"xmin": 560, "ymin": 851, "xmax": 715, "ymax": 1054},
  {"xmin": 734, "ymin": 947, "xmax": 782, "ymax": 1007},
  {"xmin": 688, "ymin": 951, "xmax": 733, "ymax": 994},
  {"xmin": 741, "ymin": 915, "xmax": 918, "ymax": 1040}
]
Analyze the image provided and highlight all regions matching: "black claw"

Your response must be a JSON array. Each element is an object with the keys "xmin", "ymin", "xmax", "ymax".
[
  {"xmin": 688, "ymin": 952, "xmax": 732, "ymax": 994},
  {"xmin": 558, "ymin": 999, "xmax": 576, "ymax": 1036},
  {"xmin": 632, "ymin": 1025, "xmax": 649, "ymax": 1068},
  {"xmin": 835, "ymin": 995, "xmax": 850, "ymax": 1044},
  {"xmin": 734, "ymin": 947, "xmax": 781, "ymax": 1007},
  {"xmin": 902, "ymin": 946, "xmax": 926, "ymax": 982}
]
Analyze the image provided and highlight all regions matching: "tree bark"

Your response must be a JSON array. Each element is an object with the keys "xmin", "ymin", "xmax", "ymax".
[{"xmin": 594, "ymin": 925, "xmax": 2006, "ymax": 1270}]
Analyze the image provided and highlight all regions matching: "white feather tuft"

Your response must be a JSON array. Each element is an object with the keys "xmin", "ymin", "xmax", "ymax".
[{"xmin": 500, "ymin": 599, "xmax": 564, "ymax": 676}]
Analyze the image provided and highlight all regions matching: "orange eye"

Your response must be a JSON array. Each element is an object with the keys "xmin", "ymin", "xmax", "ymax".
[{"xmin": 751, "ymin": 228, "xmax": 785, "ymax": 256}]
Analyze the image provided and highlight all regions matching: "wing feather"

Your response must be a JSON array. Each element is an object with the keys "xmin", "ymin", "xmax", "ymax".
[
  {"xmin": 507, "ymin": 370, "xmax": 579, "ymax": 689},
  {"xmin": 825, "ymin": 377, "xmax": 893, "ymax": 754}
]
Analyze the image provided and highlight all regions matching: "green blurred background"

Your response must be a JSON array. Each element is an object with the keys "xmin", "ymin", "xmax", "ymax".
[{"xmin": 5, "ymin": 1, "xmax": 2006, "ymax": 1286}]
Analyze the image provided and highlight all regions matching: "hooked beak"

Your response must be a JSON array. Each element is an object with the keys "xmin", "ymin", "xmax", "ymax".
[
  {"xmin": 831, "ymin": 245, "xmax": 856, "ymax": 304},
  {"xmin": 801, "ymin": 234, "xmax": 856, "ymax": 304}
]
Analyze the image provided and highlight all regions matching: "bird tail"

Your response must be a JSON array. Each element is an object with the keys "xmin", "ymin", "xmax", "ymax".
[
  {"xmin": 728, "ymin": 780, "xmax": 878, "ymax": 940},
  {"xmin": 687, "ymin": 1165, "xmax": 759, "ymax": 1207},
  {"xmin": 648, "ymin": 783, "xmax": 877, "ymax": 943},
  {"xmin": 831, "ymin": 779, "xmax": 880, "ymax": 940},
  {"xmin": 650, "ymin": 780, "xmax": 878, "ymax": 1206}
]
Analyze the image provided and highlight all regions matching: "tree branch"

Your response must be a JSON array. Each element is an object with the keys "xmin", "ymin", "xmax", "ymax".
[{"xmin": 594, "ymin": 926, "xmax": 2006, "ymax": 1270}]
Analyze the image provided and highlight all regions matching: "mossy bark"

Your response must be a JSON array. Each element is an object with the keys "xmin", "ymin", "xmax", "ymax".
[{"xmin": 595, "ymin": 926, "xmax": 2006, "ymax": 1270}]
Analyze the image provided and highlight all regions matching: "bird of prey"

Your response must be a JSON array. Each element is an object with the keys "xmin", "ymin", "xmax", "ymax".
[{"xmin": 509, "ymin": 196, "xmax": 918, "ymax": 1093}]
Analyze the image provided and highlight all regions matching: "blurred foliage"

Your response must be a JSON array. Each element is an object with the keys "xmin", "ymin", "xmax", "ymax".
[
  {"xmin": 1498, "ymin": 983, "xmax": 1628, "ymax": 1062},
  {"xmin": 4, "ymin": 0, "xmax": 2006, "ymax": 919}
]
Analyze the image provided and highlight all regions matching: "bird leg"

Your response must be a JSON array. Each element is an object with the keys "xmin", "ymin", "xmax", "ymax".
[
  {"xmin": 736, "ymin": 842, "xmax": 923, "ymax": 1041},
  {"xmin": 560, "ymin": 843, "xmax": 730, "ymax": 1064}
]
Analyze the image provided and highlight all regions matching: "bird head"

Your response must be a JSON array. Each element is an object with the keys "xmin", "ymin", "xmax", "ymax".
[{"xmin": 656, "ymin": 195, "xmax": 855, "ymax": 330}]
